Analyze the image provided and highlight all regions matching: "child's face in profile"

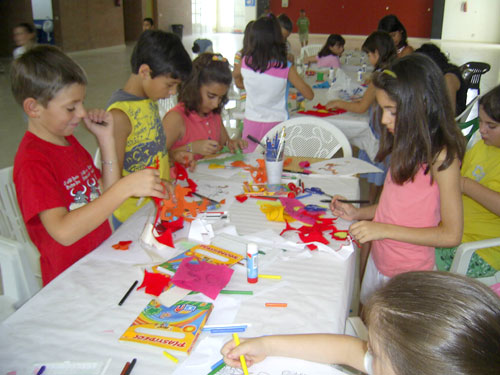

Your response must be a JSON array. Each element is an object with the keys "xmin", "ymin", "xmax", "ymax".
[
  {"xmin": 389, "ymin": 30, "xmax": 402, "ymax": 47},
  {"xmin": 367, "ymin": 50, "xmax": 379, "ymax": 66},
  {"xmin": 34, "ymin": 83, "xmax": 87, "ymax": 142},
  {"xmin": 376, "ymin": 88, "xmax": 397, "ymax": 134},
  {"xmin": 478, "ymin": 105, "xmax": 500, "ymax": 147},
  {"xmin": 143, "ymin": 74, "xmax": 182, "ymax": 101},
  {"xmin": 199, "ymin": 82, "xmax": 228, "ymax": 116},
  {"xmin": 13, "ymin": 26, "xmax": 35, "ymax": 46}
]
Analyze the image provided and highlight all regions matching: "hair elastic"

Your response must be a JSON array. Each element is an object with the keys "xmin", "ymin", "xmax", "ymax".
[
  {"xmin": 212, "ymin": 54, "xmax": 227, "ymax": 62},
  {"xmin": 382, "ymin": 69, "xmax": 397, "ymax": 78}
]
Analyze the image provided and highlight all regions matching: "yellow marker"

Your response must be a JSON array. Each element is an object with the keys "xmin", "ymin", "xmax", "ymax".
[
  {"xmin": 233, "ymin": 333, "xmax": 249, "ymax": 375},
  {"xmin": 163, "ymin": 350, "xmax": 179, "ymax": 364},
  {"xmin": 259, "ymin": 274, "xmax": 281, "ymax": 280}
]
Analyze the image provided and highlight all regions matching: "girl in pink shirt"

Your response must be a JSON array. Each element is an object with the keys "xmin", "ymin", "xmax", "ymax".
[
  {"xmin": 163, "ymin": 53, "xmax": 247, "ymax": 162},
  {"xmin": 304, "ymin": 34, "xmax": 345, "ymax": 68},
  {"xmin": 330, "ymin": 54, "xmax": 466, "ymax": 302}
]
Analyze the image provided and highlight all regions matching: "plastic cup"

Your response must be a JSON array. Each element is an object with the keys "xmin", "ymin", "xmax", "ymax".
[
  {"xmin": 265, "ymin": 158, "xmax": 284, "ymax": 189},
  {"xmin": 316, "ymin": 71, "xmax": 324, "ymax": 81}
]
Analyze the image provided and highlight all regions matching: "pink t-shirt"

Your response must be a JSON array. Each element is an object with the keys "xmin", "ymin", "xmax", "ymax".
[
  {"xmin": 371, "ymin": 166, "xmax": 440, "ymax": 277},
  {"xmin": 170, "ymin": 103, "xmax": 222, "ymax": 160},
  {"xmin": 317, "ymin": 54, "xmax": 341, "ymax": 68}
]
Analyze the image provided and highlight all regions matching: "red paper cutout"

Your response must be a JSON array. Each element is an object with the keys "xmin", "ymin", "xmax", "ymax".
[
  {"xmin": 137, "ymin": 270, "xmax": 171, "ymax": 296},
  {"xmin": 235, "ymin": 194, "xmax": 248, "ymax": 203},
  {"xmin": 297, "ymin": 104, "xmax": 347, "ymax": 117},
  {"xmin": 112, "ymin": 240, "xmax": 133, "ymax": 250}
]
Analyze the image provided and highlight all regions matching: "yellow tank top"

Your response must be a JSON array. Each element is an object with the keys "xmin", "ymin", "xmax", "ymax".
[
  {"xmin": 462, "ymin": 140, "xmax": 500, "ymax": 269},
  {"xmin": 108, "ymin": 94, "xmax": 169, "ymax": 223}
]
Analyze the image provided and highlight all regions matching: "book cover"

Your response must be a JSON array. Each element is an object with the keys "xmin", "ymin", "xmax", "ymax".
[
  {"xmin": 120, "ymin": 299, "xmax": 213, "ymax": 354},
  {"xmin": 153, "ymin": 243, "xmax": 244, "ymax": 275}
]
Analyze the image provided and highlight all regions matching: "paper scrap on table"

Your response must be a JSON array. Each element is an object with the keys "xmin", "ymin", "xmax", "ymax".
[
  {"xmin": 188, "ymin": 218, "xmax": 215, "ymax": 244},
  {"xmin": 308, "ymin": 157, "xmax": 383, "ymax": 176},
  {"xmin": 171, "ymin": 257, "xmax": 234, "ymax": 299}
]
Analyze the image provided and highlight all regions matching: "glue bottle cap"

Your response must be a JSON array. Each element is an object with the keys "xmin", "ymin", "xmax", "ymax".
[{"xmin": 247, "ymin": 242, "xmax": 258, "ymax": 255}]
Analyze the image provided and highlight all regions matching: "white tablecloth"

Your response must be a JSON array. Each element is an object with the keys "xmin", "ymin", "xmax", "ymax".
[
  {"xmin": 292, "ymin": 64, "xmax": 379, "ymax": 161},
  {"xmin": 0, "ymin": 163, "xmax": 359, "ymax": 375}
]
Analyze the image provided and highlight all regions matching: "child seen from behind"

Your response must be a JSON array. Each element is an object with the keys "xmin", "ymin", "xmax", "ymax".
[
  {"xmin": 163, "ymin": 53, "xmax": 247, "ymax": 161},
  {"xmin": 12, "ymin": 46, "xmax": 169, "ymax": 285},
  {"xmin": 241, "ymin": 14, "xmax": 313, "ymax": 152},
  {"xmin": 107, "ymin": 30, "xmax": 192, "ymax": 229},
  {"xmin": 331, "ymin": 54, "xmax": 465, "ymax": 302}
]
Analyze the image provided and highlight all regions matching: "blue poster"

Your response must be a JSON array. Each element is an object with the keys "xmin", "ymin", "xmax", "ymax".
[{"xmin": 245, "ymin": 0, "xmax": 255, "ymax": 6}]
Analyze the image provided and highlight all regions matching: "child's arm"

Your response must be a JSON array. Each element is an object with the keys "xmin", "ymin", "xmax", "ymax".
[
  {"xmin": 462, "ymin": 176, "xmax": 500, "ymax": 216},
  {"xmin": 39, "ymin": 168, "xmax": 168, "ymax": 246},
  {"xmin": 288, "ymin": 66, "xmax": 314, "ymax": 100},
  {"xmin": 221, "ymin": 334, "xmax": 367, "ymax": 372},
  {"xmin": 233, "ymin": 62, "xmax": 245, "ymax": 90},
  {"xmin": 444, "ymin": 72, "xmax": 461, "ymax": 115},
  {"xmin": 326, "ymin": 82, "xmax": 376, "ymax": 114},
  {"xmin": 84, "ymin": 109, "xmax": 120, "ymax": 190},
  {"xmin": 303, "ymin": 55, "xmax": 318, "ymax": 64},
  {"xmin": 350, "ymin": 154, "xmax": 463, "ymax": 247}
]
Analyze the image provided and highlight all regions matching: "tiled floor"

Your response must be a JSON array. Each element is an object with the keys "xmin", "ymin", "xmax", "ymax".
[{"xmin": 1, "ymin": 32, "xmax": 499, "ymax": 170}]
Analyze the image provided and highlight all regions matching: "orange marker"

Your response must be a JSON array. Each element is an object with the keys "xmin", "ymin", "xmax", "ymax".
[{"xmin": 265, "ymin": 302, "xmax": 287, "ymax": 307}]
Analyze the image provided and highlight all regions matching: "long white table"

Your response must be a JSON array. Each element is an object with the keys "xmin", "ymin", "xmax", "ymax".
[
  {"xmin": 292, "ymin": 63, "xmax": 379, "ymax": 161},
  {"xmin": 0, "ymin": 158, "xmax": 359, "ymax": 375}
]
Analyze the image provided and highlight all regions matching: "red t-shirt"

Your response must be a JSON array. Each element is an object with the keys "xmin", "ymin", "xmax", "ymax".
[{"xmin": 14, "ymin": 132, "xmax": 111, "ymax": 285}]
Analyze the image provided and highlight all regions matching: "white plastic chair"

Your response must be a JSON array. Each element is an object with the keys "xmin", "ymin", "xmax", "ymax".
[
  {"xmin": 299, "ymin": 44, "xmax": 323, "ymax": 61},
  {"xmin": 345, "ymin": 316, "xmax": 368, "ymax": 340},
  {"xmin": 0, "ymin": 167, "xmax": 41, "ymax": 285},
  {"xmin": 158, "ymin": 95, "xmax": 178, "ymax": 119},
  {"xmin": 0, "ymin": 236, "xmax": 41, "ymax": 315},
  {"xmin": 455, "ymin": 95, "xmax": 480, "ymax": 124},
  {"xmin": 255, "ymin": 117, "xmax": 352, "ymax": 158},
  {"xmin": 449, "ymin": 238, "xmax": 500, "ymax": 286}
]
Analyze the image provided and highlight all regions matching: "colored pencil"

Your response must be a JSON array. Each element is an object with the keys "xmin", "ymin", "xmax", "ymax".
[
  {"xmin": 265, "ymin": 302, "xmax": 288, "ymax": 307},
  {"xmin": 192, "ymin": 192, "xmax": 220, "ymax": 205},
  {"xmin": 233, "ymin": 333, "xmax": 249, "ymax": 375},
  {"xmin": 163, "ymin": 351, "xmax": 179, "ymax": 363},
  {"xmin": 321, "ymin": 199, "xmax": 370, "ymax": 204},
  {"xmin": 124, "ymin": 358, "xmax": 136, "ymax": 375},
  {"xmin": 210, "ymin": 327, "xmax": 246, "ymax": 334},
  {"xmin": 120, "ymin": 362, "xmax": 130, "ymax": 375},
  {"xmin": 36, "ymin": 366, "xmax": 46, "ymax": 375},
  {"xmin": 207, "ymin": 360, "xmax": 226, "ymax": 375},
  {"xmin": 118, "ymin": 280, "xmax": 138, "ymax": 306},
  {"xmin": 219, "ymin": 290, "xmax": 253, "ymax": 295},
  {"xmin": 283, "ymin": 169, "xmax": 309, "ymax": 175},
  {"xmin": 211, "ymin": 358, "xmax": 225, "ymax": 370},
  {"xmin": 259, "ymin": 274, "xmax": 281, "ymax": 280}
]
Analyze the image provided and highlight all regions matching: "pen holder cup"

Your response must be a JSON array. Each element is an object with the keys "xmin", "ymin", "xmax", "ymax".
[
  {"xmin": 316, "ymin": 71, "xmax": 325, "ymax": 81},
  {"xmin": 265, "ymin": 158, "xmax": 284, "ymax": 190}
]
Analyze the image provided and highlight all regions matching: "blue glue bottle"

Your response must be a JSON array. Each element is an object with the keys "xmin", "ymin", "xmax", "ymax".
[{"xmin": 246, "ymin": 243, "xmax": 258, "ymax": 283}]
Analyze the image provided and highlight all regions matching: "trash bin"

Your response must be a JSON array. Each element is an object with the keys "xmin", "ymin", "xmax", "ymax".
[{"xmin": 171, "ymin": 24, "xmax": 183, "ymax": 39}]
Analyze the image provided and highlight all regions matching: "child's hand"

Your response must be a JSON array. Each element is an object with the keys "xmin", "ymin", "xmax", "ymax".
[
  {"xmin": 326, "ymin": 100, "xmax": 342, "ymax": 110},
  {"xmin": 83, "ymin": 109, "xmax": 114, "ymax": 139},
  {"xmin": 221, "ymin": 338, "xmax": 267, "ymax": 368},
  {"xmin": 227, "ymin": 138, "xmax": 248, "ymax": 153},
  {"xmin": 349, "ymin": 220, "xmax": 386, "ymax": 243},
  {"xmin": 172, "ymin": 150, "xmax": 196, "ymax": 172},
  {"xmin": 193, "ymin": 139, "xmax": 221, "ymax": 155},
  {"xmin": 330, "ymin": 195, "xmax": 358, "ymax": 221},
  {"xmin": 122, "ymin": 168, "xmax": 169, "ymax": 200}
]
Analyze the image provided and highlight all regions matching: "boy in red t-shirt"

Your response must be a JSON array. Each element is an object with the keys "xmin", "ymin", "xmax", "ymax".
[{"xmin": 11, "ymin": 46, "xmax": 172, "ymax": 285}]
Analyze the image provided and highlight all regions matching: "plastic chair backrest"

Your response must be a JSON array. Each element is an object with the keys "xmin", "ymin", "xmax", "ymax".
[
  {"xmin": 458, "ymin": 117, "xmax": 479, "ymax": 142},
  {"xmin": 0, "ymin": 236, "xmax": 41, "ymax": 309},
  {"xmin": 158, "ymin": 95, "xmax": 178, "ymax": 119},
  {"xmin": 255, "ymin": 117, "xmax": 352, "ymax": 158},
  {"xmin": 300, "ymin": 44, "xmax": 323, "ymax": 61},
  {"xmin": 449, "ymin": 238, "xmax": 500, "ymax": 286},
  {"xmin": 460, "ymin": 61, "xmax": 490, "ymax": 94},
  {"xmin": 455, "ymin": 95, "xmax": 480, "ymax": 123},
  {"xmin": 0, "ymin": 167, "xmax": 41, "ymax": 282}
]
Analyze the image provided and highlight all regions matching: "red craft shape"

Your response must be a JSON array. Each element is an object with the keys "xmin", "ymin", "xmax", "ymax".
[
  {"xmin": 112, "ymin": 240, "xmax": 133, "ymax": 250},
  {"xmin": 137, "ymin": 269, "xmax": 171, "ymax": 296}
]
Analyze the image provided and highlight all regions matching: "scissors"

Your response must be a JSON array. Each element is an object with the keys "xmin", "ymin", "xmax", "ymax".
[
  {"xmin": 304, "ymin": 187, "xmax": 333, "ymax": 198},
  {"xmin": 304, "ymin": 204, "xmax": 327, "ymax": 212}
]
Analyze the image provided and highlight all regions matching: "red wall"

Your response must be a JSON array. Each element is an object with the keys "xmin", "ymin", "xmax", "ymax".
[{"xmin": 271, "ymin": 0, "xmax": 434, "ymax": 38}]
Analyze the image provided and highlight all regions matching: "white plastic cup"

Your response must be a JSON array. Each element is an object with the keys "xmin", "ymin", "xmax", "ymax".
[{"xmin": 265, "ymin": 159, "xmax": 284, "ymax": 188}]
